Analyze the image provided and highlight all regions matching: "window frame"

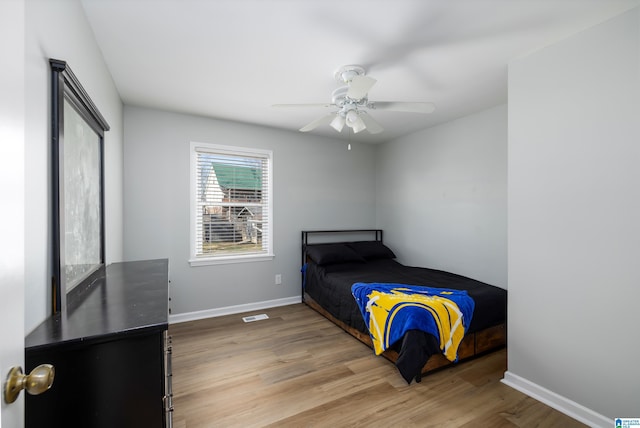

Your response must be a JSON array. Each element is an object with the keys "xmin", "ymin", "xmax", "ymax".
[{"xmin": 189, "ymin": 142, "xmax": 274, "ymax": 266}]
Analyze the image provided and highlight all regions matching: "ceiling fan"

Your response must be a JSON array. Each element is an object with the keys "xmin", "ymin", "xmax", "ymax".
[{"xmin": 273, "ymin": 65, "xmax": 436, "ymax": 134}]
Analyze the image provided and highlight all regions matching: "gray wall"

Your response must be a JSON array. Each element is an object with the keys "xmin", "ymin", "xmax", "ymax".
[
  {"xmin": 123, "ymin": 106, "xmax": 376, "ymax": 316},
  {"xmin": 24, "ymin": 0, "xmax": 124, "ymax": 333},
  {"xmin": 375, "ymin": 105, "xmax": 508, "ymax": 288},
  {"xmin": 507, "ymin": 7, "xmax": 639, "ymax": 420}
]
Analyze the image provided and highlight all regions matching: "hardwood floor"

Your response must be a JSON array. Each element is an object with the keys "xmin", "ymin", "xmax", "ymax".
[{"xmin": 169, "ymin": 304, "xmax": 584, "ymax": 428}]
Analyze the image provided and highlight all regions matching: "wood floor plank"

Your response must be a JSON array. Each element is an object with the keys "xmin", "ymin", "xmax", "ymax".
[{"xmin": 170, "ymin": 304, "xmax": 585, "ymax": 427}]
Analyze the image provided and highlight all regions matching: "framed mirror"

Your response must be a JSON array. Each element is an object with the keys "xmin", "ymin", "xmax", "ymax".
[{"xmin": 51, "ymin": 59, "xmax": 110, "ymax": 314}]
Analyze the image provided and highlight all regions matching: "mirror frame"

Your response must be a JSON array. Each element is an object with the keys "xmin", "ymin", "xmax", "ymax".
[{"xmin": 51, "ymin": 59, "xmax": 110, "ymax": 314}]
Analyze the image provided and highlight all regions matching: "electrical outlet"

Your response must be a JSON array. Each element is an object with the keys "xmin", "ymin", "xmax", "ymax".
[{"xmin": 275, "ymin": 274, "xmax": 282, "ymax": 285}]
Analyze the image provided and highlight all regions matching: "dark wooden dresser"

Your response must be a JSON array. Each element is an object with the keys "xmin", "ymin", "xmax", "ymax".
[{"xmin": 25, "ymin": 259, "xmax": 172, "ymax": 428}]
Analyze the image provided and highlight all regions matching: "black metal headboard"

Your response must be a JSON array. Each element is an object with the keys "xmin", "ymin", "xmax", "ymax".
[
  {"xmin": 301, "ymin": 229, "xmax": 383, "ymax": 266},
  {"xmin": 300, "ymin": 229, "xmax": 383, "ymax": 301}
]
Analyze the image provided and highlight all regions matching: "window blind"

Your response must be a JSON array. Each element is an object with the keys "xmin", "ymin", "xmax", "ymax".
[{"xmin": 193, "ymin": 145, "xmax": 271, "ymax": 259}]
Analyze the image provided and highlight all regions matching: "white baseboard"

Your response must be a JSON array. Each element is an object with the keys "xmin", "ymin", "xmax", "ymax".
[
  {"xmin": 169, "ymin": 296, "xmax": 301, "ymax": 324},
  {"xmin": 501, "ymin": 371, "xmax": 611, "ymax": 428}
]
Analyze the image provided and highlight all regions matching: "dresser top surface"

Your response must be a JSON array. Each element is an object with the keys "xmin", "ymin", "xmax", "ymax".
[{"xmin": 26, "ymin": 259, "xmax": 169, "ymax": 350}]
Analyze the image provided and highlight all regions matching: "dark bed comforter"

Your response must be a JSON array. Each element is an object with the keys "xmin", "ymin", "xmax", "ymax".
[{"xmin": 303, "ymin": 258, "xmax": 507, "ymax": 383}]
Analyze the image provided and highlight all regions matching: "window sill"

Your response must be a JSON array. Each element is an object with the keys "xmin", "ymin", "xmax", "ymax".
[{"xmin": 189, "ymin": 253, "xmax": 274, "ymax": 267}]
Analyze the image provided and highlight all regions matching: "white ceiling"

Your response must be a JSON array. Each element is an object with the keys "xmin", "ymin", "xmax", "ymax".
[{"xmin": 81, "ymin": 0, "xmax": 639, "ymax": 144}]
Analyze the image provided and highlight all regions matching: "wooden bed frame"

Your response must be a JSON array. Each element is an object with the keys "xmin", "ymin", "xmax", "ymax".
[{"xmin": 301, "ymin": 229, "xmax": 506, "ymax": 377}]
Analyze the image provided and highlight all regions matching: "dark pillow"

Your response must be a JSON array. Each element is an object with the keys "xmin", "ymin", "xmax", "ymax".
[
  {"xmin": 305, "ymin": 243, "xmax": 366, "ymax": 265},
  {"xmin": 347, "ymin": 241, "xmax": 396, "ymax": 260}
]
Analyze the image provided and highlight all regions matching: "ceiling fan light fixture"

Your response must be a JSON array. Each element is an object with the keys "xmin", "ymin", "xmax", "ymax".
[
  {"xmin": 330, "ymin": 114, "xmax": 345, "ymax": 132},
  {"xmin": 346, "ymin": 110, "xmax": 366, "ymax": 133}
]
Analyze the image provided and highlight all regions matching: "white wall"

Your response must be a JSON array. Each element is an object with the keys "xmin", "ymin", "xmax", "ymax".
[
  {"xmin": 24, "ymin": 0, "xmax": 124, "ymax": 333},
  {"xmin": 123, "ymin": 106, "xmax": 376, "ymax": 316},
  {"xmin": 375, "ymin": 105, "xmax": 508, "ymax": 288},
  {"xmin": 507, "ymin": 7, "xmax": 639, "ymax": 422}
]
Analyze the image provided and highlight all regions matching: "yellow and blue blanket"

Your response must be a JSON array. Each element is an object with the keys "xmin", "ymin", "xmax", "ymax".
[{"xmin": 351, "ymin": 283, "xmax": 474, "ymax": 362}]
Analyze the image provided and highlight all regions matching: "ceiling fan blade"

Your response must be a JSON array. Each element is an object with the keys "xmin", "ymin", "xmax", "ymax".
[
  {"xmin": 369, "ymin": 101, "xmax": 436, "ymax": 114},
  {"xmin": 299, "ymin": 113, "xmax": 336, "ymax": 132},
  {"xmin": 358, "ymin": 112, "xmax": 384, "ymax": 134},
  {"xmin": 347, "ymin": 76, "xmax": 376, "ymax": 100},
  {"xmin": 272, "ymin": 103, "xmax": 335, "ymax": 108}
]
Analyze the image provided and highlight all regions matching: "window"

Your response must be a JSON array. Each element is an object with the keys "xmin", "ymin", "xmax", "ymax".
[{"xmin": 190, "ymin": 142, "xmax": 273, "ymax": 265}]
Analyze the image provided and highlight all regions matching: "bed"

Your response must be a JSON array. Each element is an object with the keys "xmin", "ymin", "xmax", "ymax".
[{"xmin": 301, "ymin": 229, "xmax": 507, "ymax": 384}]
